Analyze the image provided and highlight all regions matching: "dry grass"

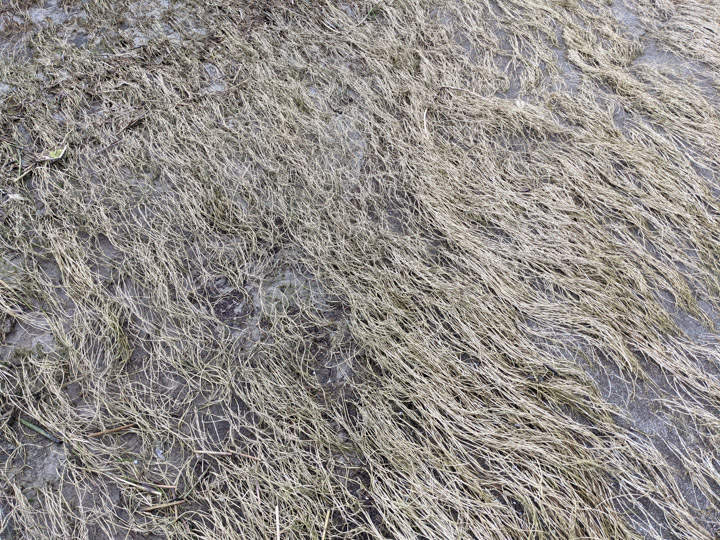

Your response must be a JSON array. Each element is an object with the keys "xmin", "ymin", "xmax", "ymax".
[{"xmin": 1, "ymin": 0, "xmax": 720, "ymax": 538}]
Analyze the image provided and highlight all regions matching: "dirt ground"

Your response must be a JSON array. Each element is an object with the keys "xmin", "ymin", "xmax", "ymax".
[{"xmin": 2, "ymin": 0, "xmax": 720, "ymax": 538}]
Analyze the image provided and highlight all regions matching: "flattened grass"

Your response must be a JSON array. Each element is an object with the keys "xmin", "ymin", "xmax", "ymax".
[{"xmin": 1, "ymin": 0, "xmax": 720, "ymax": 538}]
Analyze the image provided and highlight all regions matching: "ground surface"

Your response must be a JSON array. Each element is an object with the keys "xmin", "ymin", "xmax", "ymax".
[{"xmin": 1, "ymin": 0, "xmax": 720, "ymax": 538}]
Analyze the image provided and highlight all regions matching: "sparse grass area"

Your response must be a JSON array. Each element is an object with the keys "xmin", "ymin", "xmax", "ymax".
[{"xmin": 1, "ymin": 0, "xmax": 720, "ymax": 538}]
